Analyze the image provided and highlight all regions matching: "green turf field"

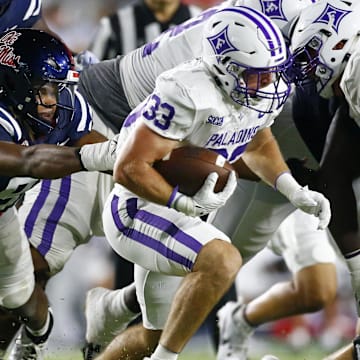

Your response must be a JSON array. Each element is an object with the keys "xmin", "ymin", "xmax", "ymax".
[
  {"xmin": 43, "ymin": 339, "xmax": 338, "ymax": 360},
  {"xmin": 44, "ymin": 349, "xmax": 329, "ymax": 360}
]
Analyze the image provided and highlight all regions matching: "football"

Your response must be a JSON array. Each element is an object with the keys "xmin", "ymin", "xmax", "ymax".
[{"xmin": 153, "ymin": 146, "xmax": 235, "ymax": 196}]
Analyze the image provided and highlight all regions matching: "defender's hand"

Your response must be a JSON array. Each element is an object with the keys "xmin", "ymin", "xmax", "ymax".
[{"xmin": 74, "ymin": 50, "xmax": 99, "ymax": 72}]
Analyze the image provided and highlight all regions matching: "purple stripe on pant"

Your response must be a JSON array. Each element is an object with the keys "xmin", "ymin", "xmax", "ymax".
[
  {"xmin": 111, "ymin": 195, "xmax": 203, "ymax": 270},
  {"xmin": 24, "ymin": 177, "xmax": 72, "ymax": 256},
  {"xmin": 24, "ymin": 180, "xmax": 52, "ymax": 238}
]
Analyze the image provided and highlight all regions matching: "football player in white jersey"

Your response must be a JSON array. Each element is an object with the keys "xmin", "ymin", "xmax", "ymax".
[
  {"xmin": 211, "ymin": 92, "xmax": 338, "ymax": 360},
  {"xmin": 288, "ymin": 0, "xmax": 360, "ymax": 359},
  {"xmin": 0, "ymin": 0, "xmax": 220, "ymax": 358},
  {"xmin": 95, "ymin": 7, "xmax": 330, "ymax": 360},
  {"xmin": 78, "ymin": 1, "xmax": 338, "ymax": 359},
  {"xmin": 195, "ymin": 1, "xmax": 337, "ymax": 358}
]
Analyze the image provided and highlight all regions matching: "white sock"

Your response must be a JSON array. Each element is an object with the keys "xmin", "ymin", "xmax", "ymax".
[
  {"xmin": 151, "ymin": 344, "xmax": 178, "ymax": 360},
  {"xmin": 26, "ymin": 309, "xmax": 51, "ymax": 337},
  {"xmin": 106, "ymin": 284, "xmax": 139, "ymax": 320},
  {"xmin": 233, "ymin": 305, "xmax": 255, "ymax": 335}
]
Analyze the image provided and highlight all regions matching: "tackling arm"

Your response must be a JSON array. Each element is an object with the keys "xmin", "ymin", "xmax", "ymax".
[
  {"xmin": 0, "ymin": 141, "xmax": 83, "ymax": 178},
  {"xmin": 0, "ymin": 129, "xmax": 118, "ymax": 179}
]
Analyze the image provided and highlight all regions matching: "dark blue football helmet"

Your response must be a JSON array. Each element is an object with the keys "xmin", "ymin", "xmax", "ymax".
[{"xmin": 0, "ymin": 28, "xmax": 79, "ymax": 135}]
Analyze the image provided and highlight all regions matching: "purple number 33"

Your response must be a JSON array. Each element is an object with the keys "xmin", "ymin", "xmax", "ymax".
[{"xmin": 143, "ymin": 94, "xmax": 175, "ymax": 130}]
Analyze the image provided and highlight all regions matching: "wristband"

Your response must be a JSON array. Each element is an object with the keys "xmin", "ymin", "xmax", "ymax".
[
  {"xmin": 274, "ymin": 171, "xmax": 291, "ymax": 190},
  {"xmin": 170, "ymin": 192, "xmax": 196, "ymax": 216},
  {"xmin": 274, "ymin": 172, "xmax": 302, "ymax": 199},
  {"xmin": 166, "ymin": 186, "xmax": 179, "ymax": 207}
]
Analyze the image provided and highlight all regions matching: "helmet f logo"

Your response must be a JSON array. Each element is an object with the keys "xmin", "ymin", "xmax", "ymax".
[
  {"xmin": 207, "ymin": 26, "xmax": 237, "ymax": 61},
  {"xmin": 260, "ymin": 0, "xmax": 287, "ymax": 21},
  {"xmin": 314, "ymin": 3, "xmax": 351, "ymax": 33}
]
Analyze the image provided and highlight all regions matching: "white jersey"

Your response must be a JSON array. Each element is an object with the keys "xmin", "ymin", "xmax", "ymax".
[
  {"xmin": 118, "ymin": 59, "xmax": 277, "ymax": 165},
  {"xmin": 340, "ymin": 47, "xmax": 360, "ymax": 126},
  {"xmin": 119, "ymin": 4, "xmax": 225, "ymax": 108}
]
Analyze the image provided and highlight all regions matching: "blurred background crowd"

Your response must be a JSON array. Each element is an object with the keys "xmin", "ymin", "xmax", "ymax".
[
  {"xmin": 40, "ymin": 0, "xmax": 358, "ymax": 359},
  {"xmin": 42, "ymin": 0, "xmax": 217, "ymax": 52}
]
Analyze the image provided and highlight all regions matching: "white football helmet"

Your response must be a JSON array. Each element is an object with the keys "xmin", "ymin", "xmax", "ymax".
[
  {"xmin": 290, "ymin": 0, "xmax": 360, "ymax": 98},
  {"xmin": 231, "ymin": 0, "xmax": 317, "ymax": 40},
  {"xmin": 202, "ymin": 6, "xmax": 291, "ymax": 113}
]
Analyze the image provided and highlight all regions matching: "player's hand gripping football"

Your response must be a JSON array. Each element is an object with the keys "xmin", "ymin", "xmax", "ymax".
[
  {"xmin": 276, "ymin": 172, "xmax": 331, "ymax": 230},
  {"xmin": 169, "ymin": 171, "xmax": 237, "ymax": 217}
]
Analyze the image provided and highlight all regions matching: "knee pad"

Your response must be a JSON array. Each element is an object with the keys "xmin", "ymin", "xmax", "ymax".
[
  {"xmin": 135, "ymin": 267, "xmax": 182, "ymax": 330},
  {"xmin": 0, "ymin": 276, "xmax": 34, "ymax": 309}
]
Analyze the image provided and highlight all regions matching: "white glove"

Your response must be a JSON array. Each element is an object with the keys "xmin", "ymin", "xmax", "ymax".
[
  {"xmin": 74, "ymin": 50, "xmax": 99, "ymax": 72},
  {"xmin": 168, "ymin": 171, "xmax": 237, "ymax": 217},
  {"xmin": 289, "ymin": 186, "xmax": 331, "ymax": 229},
  {"xmin": 79, "ymin": 134, "xmax": 119, "ymax": 172},
  {"xmin": 276, "ymin": 172, "xmax": 331, "ymax": 230}
]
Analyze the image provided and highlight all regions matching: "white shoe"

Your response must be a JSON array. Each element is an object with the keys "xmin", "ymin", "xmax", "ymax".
[
  {"xmin": 217, "ymin": 301, "xmax": 254, "ymax": 360},
  {"xmin": 8, "ymin": 310, "xmax": 53, "ymax": 360},
  {"xmin": 261, "ymin": 356, "xmax": 280, "ymax": 360},
  {"xmin": 85, "ymin": 287, "xmax": 139, "ymax": 348},
  {"xmin": 8, "ymin": 326, "xmax": 47, "ymax": 360}
]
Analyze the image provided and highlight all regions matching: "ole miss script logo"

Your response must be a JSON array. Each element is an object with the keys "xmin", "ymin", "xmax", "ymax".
[{"xmin": 0, "ymin": 31, "xmax": 21, "ymax": 68}]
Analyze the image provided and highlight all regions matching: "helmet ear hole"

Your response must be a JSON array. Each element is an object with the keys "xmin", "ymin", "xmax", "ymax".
[
  {"xmin": 212, "ymin": 20, "xmax": 222, "ymax": 28},
  {"xmin": 332, "ymin": 39, "xmax": 347, "ymax": 50},
  {"xmin": 221, "ymin": 56, "xmax": 231, "ymax": 65}
]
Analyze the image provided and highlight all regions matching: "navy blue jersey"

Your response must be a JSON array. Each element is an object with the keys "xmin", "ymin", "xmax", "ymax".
[
  {"xmin": 292, "ymin": 84, "xmax": 334, "ymax": 162},
  {"xmin": 0, "ymin": 0, "xmax": 42, "ymax": 32},
  {"xmin": 0, "ymin": 88, "xmax": 92, "ymax": 212}
]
